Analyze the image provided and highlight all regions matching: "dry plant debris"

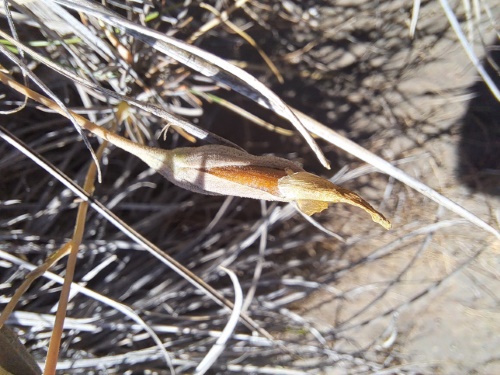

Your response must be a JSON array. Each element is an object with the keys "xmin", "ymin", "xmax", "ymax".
[{"xmin": 0, "ymin": 0, "xmax": 499, "ymax": 374}]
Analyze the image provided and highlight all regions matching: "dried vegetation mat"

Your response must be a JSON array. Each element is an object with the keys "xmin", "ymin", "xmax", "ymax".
[{"xmin": 0, "ymin": 0, "xmax": 499, "ymax": 374}]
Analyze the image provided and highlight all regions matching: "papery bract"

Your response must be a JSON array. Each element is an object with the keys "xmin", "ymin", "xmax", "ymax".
[{"xmin": 278, "ymin": 172, "xmax": 391, "ymax": 229}]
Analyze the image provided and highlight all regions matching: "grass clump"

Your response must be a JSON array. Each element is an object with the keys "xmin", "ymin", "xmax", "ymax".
[{"xmin": 0, "ymin": 0, "xmax": 498, "ymax": 374}]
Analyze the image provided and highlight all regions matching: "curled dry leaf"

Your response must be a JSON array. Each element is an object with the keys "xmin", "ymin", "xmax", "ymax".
[{"xmin": 137, "ymin": 144, "xmax": 391, "ymax": 229}]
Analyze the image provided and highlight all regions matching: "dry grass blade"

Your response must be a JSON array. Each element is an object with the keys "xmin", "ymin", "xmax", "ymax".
[
  {"xmin": 0, "ymin": 0, "xmax": 28, "ymax": 115},
  {"xmin": 0, "ymin": 243, "xmax": 71, "ymax": 328},
  {"xmin": 43, "ymin": 141, "xmax": 103, "ymax": 375},
  {"xmin": 0, "ymin": 48, "xmax": 102, "ymax": 184},
  {"xmin": 194, "ymin": 90, "xmax": 296, "ymax": 136},
  {"xmin": 409, "ymin": 0, "xmax": 421, "ymax": 38},
  {"xmin": 194, "ymin": 266, "xmax": 243, "ymax": 375},
  {"xmin": 10, "ymin": 0, "xmax": 115, "ymax": 59},
  {"xmin": 187, "ymin": 0, "xmax": 249, "ymax": 43},
  {"xmin": 438, "ymin": 0, "xmax": 500, "ymax": 101},
  {"xmin": 200, "ymin": 2, "xmax": 284, "ymax": 83}
]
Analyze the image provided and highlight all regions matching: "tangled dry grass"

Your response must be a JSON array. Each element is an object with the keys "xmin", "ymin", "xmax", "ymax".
[{"xmin": 0, "ymin": 0, "xmax": 498, "ymax": 374}]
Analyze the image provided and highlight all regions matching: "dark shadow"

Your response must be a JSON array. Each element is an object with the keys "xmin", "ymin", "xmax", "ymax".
[{"xmin": 458, "ymin": 40, "xmax": 500, "ymax": 196}]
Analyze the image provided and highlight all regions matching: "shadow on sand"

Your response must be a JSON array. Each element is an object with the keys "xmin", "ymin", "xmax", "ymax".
[{"xmin": 458, "ymin": 41, "xmax": 500, "ymax": 196}]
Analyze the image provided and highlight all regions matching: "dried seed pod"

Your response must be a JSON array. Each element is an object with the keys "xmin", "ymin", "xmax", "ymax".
[{"xmin": 135, "ymin": 144, "xmax": 391, "ymax": 229}]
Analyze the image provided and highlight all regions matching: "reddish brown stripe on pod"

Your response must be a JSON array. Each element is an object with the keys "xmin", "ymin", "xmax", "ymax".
[{"xmin": 204, "ymin": 166, "xmax": 287, "ymax": 195}]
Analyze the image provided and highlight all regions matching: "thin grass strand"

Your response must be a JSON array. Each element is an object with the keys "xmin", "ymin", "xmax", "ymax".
[{"xmin": 194, "ymin": 266, "xmax": 243, "ymax": 375}]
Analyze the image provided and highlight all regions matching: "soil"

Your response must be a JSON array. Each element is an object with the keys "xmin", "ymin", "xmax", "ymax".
[{"xmin": 292, "ymin": 1, "xmax": 500, "ymax": 373}]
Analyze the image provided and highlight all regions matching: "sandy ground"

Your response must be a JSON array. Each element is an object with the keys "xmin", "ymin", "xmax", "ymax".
[{"xmin": 296, "ymin": 2, "xmax": 500, "ymax": 373}]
